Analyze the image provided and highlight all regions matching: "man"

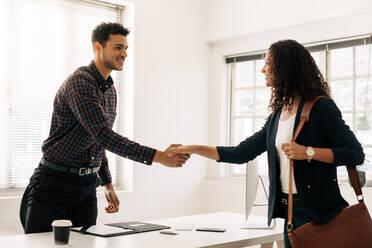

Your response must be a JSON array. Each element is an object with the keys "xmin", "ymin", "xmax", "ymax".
[{"xmin": 23, "ymin": 22, "xmax": 188, "ymax": 233}]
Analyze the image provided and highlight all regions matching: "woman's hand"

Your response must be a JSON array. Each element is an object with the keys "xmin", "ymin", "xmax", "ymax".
[
  {"xmin": 281, "ymin": 141, "xmax": 307, "ymax": 160},
  {"xmin": 168, "ymin": 145, "xmax": 220, "ymax": 160}
]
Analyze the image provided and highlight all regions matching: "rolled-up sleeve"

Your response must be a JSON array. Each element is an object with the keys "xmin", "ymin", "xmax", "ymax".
[{"xmin": 98, "ymin": 153, "xmax": 111, "ymax": 185}]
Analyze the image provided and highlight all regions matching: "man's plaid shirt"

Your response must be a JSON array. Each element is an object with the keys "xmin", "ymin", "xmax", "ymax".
[{"xmin": 42, "ymin": 61, "xmax": 156, "ymax": 185}]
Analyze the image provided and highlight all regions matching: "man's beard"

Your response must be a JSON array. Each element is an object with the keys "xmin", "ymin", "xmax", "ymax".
[
  {"xmin": 102, "ymin": 51, "xmax": 121, "ymax": 71},
  {"xmin": 103, "ymin": 58, "xmax": 118, "ymax": 71}
]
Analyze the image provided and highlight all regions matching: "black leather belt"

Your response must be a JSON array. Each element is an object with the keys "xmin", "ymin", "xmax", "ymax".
[{"xmin": 41, "ymin": 158, "xmax": 100, "ymax": 176}]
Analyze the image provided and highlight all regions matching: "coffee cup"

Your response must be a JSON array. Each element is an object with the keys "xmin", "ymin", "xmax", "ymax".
[{"xmin": 51, "ymin": 220, "xmax": 72, "ymax": 245}]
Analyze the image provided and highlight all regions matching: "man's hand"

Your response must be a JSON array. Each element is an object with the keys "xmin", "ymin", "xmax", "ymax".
[
  {"xmin": 153, "ymin": 144, "xmax": 190, "ymax": 167},
  {"xmin": 281, "ymin": 141, "xmax": 307, "ymax": 160},
  {"xmin": 104, "ymin": 183, "xmax": 120, "ymax": 213}
]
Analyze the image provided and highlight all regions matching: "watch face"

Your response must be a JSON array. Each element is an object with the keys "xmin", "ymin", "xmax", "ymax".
[{"xmin": 306, "ymin": 147, "xmax": 315, "ymax": 157}]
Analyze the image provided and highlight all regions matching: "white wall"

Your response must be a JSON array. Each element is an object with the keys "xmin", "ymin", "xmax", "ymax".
[
  {"xmin": 112, "ymin": 0, "xmax": 210, "ymax": 221},
  {"xmin": 0, "ymin": 0, "xmax": 210, "ymax": 236},
  {"xmin": 205, "ymin": 0, "xmax": 372, "ymax": 43},
  {"xmin": 120, "ymin": 0, "xmax": 209, "ymax": 221}
]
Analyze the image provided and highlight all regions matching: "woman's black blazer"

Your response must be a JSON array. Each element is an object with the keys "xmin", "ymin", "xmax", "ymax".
[{"xmin": 217, "ymin": 97, "xmax": 365, "ymax": 224}]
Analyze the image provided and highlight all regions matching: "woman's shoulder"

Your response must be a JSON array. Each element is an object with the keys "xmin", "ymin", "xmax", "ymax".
[
  {"xmin": 266, "ymin": 111, "xmax": 278, "ymax": 123},
  {"xmin": 314, "ymin": 96, "xmax": 333, "ymax": 105},
  {"xmin": 313, "ymin": 97, "xmax": 339, "ymax": 110},
  {"xmin": 311, "ymin": 96, "xmax": 341, "ymax": 118}
]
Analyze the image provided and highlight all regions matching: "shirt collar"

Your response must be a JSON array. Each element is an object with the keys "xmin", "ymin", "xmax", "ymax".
[{"xmin": 89, "ymin": 61, "xmax": 114, "ymax": 92}]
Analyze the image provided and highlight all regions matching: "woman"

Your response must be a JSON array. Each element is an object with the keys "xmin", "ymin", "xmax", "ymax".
[{"xmin": 170, "ymin": 40, "xmax": 365, "ymax": 248}]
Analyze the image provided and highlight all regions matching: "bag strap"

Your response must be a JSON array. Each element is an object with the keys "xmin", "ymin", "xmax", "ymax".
[
  {"xmin": 346, "ymin": 166, "xmax": 364, "ymax": 202},
  {"xmin": 287, "ymin": 96, "xmax": 364, "ymax": 233}
]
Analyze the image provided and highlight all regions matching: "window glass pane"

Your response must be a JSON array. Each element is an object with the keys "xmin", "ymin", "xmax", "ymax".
[
  {"xmin": 356, "ymin": 79, "xmax": 372, "ymax": 111},
  {"xmin": 364, "ymin": 147, "xmax": 372, "ymax": 166},
  {"xmin": 233, "ymin": 118, "xmax": 252, "ymax": 145},
  {"xmin": 232, "ymin": 118, "xmax": 253, "ymax": 175},
  {"xmin": 355, "ymin": 45, "xmax": 372, "ymax": 76},
  {"xmin": 254, "ymin": 117, "xmax": 266, "ymax": 133},
  {"xmin": 233, "ymin": 89, "xmax": 253, "ymax": 116},
  {"xmin": 255, "ymin": 87, "xmax": 271, "ymax": 115},
  {"xmin": 234, "ymin": 61, "xmax": 254, "ymax": 87},
  {"xmin": 329, "ymin": 47, "xmax": 353, "ymax": 78},
  {"xmin": 330, "ymin": 80, "xmax": 353, "ymax": 111},
  {"xmin": 255, "ymin": 59, "xmax": 266, "ymax": 86},
  {"xmin": 311, "ymin": 51, "xmax": 320, "ymax": 66},
  {"xmin": 337, "ymin": 166, "xmax": 348, "ymax": 180},
  {"xmin": 311, "ymin": 51, "xmax": 326, "ymax": 78},
  {"xmin": 342, "ymin": 113, "xmax": 353, "ymax": 130},
  {"xmin": 356, "ymin": 112, "xmax": 372, "ymax": 145},
  {"xmin": 364, "ymin": 147, "xmax": 372, "ymax": 181}
]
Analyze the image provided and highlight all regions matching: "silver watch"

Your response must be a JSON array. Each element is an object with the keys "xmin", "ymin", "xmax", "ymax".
[{"xmin": 306, "ymin": 146, "xmax": 315, "ymax": 162}]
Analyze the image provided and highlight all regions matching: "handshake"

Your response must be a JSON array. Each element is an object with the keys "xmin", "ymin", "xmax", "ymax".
[{"xmin": 153, "ymin": 144, "xmax": 194, "ymax": 168}]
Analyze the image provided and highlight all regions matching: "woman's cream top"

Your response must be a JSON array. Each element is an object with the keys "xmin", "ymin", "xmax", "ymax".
[{"xmin": 275, "ymin": 114, "xmax": 297, "ymax": 194}]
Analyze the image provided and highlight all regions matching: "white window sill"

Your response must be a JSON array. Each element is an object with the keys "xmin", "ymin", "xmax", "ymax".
[{"xmin": 0, "ymin": 189, "xmax": 26, "ymax": 199}]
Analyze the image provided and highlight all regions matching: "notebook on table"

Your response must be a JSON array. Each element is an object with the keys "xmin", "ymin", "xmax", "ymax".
[{"xmin": 71, "ymin": 221, "xmax": 170, "ymax": 237}]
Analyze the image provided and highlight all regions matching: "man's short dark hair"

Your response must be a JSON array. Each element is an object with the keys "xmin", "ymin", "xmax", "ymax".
[{"xmin": 91, "ymin": 22, "xmax": 130, "ymax": 47}]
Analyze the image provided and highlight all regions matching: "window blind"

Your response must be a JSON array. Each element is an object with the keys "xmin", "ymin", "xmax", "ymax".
[{"xmin": 0, "ymin": 0, "xmax": 124, "ymax": 189}]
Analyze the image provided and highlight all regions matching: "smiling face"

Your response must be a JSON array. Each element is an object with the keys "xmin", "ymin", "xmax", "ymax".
[
  {"xmin": 261, "ymin": 50, "xmax": 274, "ymax": 87},
  {"xmin": 97, "ymin": 34, "xmax": 128, "ymax": 71}
]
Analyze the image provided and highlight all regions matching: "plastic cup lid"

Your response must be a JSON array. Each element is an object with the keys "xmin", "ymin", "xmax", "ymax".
[{"xmin": 52, "ymin": 220, "xmax": 72, "ymax": 227}]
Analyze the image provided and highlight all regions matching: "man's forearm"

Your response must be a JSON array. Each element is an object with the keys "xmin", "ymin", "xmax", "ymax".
[
  {"xmin": 153, "ymin": 150, "xmax": 166, "ymax": 164},
  {"xmin": 104, "ymin": 182, "xmax": 114, "ymax": 189}
]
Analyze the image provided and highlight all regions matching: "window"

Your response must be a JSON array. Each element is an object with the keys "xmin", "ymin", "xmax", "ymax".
[
  {"xmin": 228, "ymin": 59, "xmax": 270, "ymax": 176},
  {"xmin": 328, "ymin": 45, "xmax": 372, "ymax": 178},
  {"xmin": 227, "ymin": 36, "xmax": 372, "ymax": 178},
  {"xmin": 0, "ymin": 0, "xmax": 126, "ymax": 189}
]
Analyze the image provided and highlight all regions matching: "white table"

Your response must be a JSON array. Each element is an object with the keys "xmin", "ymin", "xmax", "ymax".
[{"xmin": 0, "ymin": 212, "xmax": 284, "ymax": 248}]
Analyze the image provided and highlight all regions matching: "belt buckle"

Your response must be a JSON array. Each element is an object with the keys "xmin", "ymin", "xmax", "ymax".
[
  {"xmin": 281, "ymin": 198, "xmax": 288, "ymax": 205},
  {"xmin": 79, "ymin": 167, "xmax": 92, "ymax": 176}
]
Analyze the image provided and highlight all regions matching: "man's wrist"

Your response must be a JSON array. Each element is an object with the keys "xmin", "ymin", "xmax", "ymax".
[
  {"xmin": 104, "ymin": 182, "xmax": 114, "ymax": 189},
  {"xmin": 153, "ymin": 150, "xmax": 165, "ymax": 163}
]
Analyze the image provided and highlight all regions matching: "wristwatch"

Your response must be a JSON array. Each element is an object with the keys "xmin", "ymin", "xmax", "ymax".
[{"xmin": 306, "ymin": 146, "xmax": 315, "ymax": 162}]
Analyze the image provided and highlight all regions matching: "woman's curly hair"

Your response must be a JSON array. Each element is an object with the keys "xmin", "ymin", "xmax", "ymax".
[{"xmin": 267, "ymin": 39, "xmax": 331, "ymax": 112}]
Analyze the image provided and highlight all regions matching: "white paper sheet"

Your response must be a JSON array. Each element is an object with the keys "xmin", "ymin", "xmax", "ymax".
[{"xmin": 72, "ymin": 225, "xmax": 132, "ymax": 235}]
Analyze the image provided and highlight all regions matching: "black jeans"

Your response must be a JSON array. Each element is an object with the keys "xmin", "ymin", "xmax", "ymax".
[
  {"xmin": 24, "ymin": 164, "xmax": 98, "ymax": 233},
  {"xmin": 280, "ymin": 193, "xmax": 313, "ymax": 248}
]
